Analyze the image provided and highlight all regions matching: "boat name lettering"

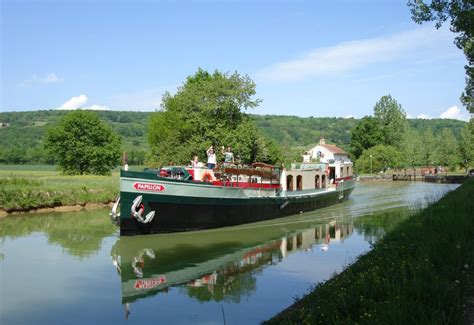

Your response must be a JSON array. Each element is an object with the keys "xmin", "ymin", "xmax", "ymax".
[
  {"xmin": 134, "ymin": 276, "xmax": 167, "ymax": 290},
  {"xmin": 133, "ymin": 182, "xmax": 166, "ymax": 192}
]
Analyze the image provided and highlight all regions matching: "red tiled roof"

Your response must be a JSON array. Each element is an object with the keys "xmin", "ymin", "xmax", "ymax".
[{"xmin": 319, "ymin": 144, "xmax": 348, "ymax": 154}]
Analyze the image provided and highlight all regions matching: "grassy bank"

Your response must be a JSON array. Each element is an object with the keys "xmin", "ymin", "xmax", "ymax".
[
  {"xmin": 0, "ymin": 168, "xmax": 119, "ymax": 212},
  {"xmin": 265, "ymin": 179, "xmax": 474, "ymax": 324}
]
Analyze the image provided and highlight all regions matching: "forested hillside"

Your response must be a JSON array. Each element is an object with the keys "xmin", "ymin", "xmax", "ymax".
[
  {"xmin": 0, "ymin": 110, "xmax": 467, "ymax": 165},
  {"xmin": 0, "ymin": 111, "xmax": 150, "ymax": 165}
]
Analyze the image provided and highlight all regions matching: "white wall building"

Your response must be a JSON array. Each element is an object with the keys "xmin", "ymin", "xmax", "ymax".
[
  {"xmin": 308, "ymin": 138, "xmax": 349, "ymax": 162},
  {"xmin": 307, "ymin": 138, "xmax": 353, "ymax": 180}
]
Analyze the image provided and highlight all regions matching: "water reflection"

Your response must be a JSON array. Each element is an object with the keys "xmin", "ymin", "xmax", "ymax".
[
  {"xmin": 0, "ymin": 209, "xmax": 116, "ymax": 258},
  {"xmin": 111, "ymin": 217, "xmax": 354, "ymax": 315}
]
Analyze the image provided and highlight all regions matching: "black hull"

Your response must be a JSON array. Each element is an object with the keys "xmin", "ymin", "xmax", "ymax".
[{"xmin": 120, "ymin": 187, "xmax": 354, "ymax": 236}]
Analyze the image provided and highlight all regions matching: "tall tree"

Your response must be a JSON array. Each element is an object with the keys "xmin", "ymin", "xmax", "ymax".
[
  {"xmin": 433, "ymin": 128, "xmax": 460, "ymax": 170},
  {"xmin": 147, "ymin": 69, "xmax": 278, "ymax": 166},
  {"xmin": 350, "ymin": 116, "xmax": 384, "ymax": 159},
  {"xmin": 402, "ymin": 128, "xmax": 424, "ymax": 172},
  {"xmin": 373, "ymin": 95, "xmax": 409, "ymax": 148},
  {"xmin": 419, "ymin": 127, "xmax": 437, "ymax": 167},
  {"xmin": 459, "ymin": 119, "xmax": 474, "ymax": 172},
  {"xmin": 355, "ymin": 144, "xmax": 403, "ymax": 173},
  {"xmin": 45, "ymin": 110, "xmax": 121, "ymax": 175},
  {"xmin": 408, "ymin": 0, "xmax": 473, "ymax": 112}
]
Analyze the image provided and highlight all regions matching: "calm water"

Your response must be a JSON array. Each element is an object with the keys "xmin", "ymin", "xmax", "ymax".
[{"xmin": 0, "ymin": 182, "xmax": 457, "ymax": 324}]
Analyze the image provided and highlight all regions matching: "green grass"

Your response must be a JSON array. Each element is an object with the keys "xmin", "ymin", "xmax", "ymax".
[
  {"xmin": 265, "ymin": 178, "xmax": 474, "ymax": 324},
  {"xmin": 0, "ymin": 164, "xmax": 58, "ymax": 171},
  {"xmin": 0, "ymin": 168, "xmax": 119, "ymax": 211}
]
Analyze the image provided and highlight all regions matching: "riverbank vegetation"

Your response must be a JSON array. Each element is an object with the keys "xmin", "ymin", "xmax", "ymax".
[
  {"xmin": 0, "ymin": 169, "xmax": 118, "ymax": 212},
  {"xmin": 265, "ymin": 178, "xmax": 474, "ymax": 324},
  {"xmin": 45, "ymin": 110, "xmax": 121, "ymax": 175}
]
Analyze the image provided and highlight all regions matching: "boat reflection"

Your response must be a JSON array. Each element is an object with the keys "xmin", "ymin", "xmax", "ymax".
[{"xmin": 111, "ymin": 217, "xmax": 353, "ymax": 316}]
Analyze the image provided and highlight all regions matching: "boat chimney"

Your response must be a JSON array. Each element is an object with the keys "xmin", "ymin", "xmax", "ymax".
[{"xmin": 319, "ymin": 137, "xmax": 326, "ymax": 145}]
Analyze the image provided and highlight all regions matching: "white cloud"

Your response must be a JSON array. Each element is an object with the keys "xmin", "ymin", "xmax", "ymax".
[
  {"xmin": 417, "ymin": 114, "xmax": 431, "ymax": 119},
  {"xmin": 344, "ymin": 115, "xmax": 355, "ymax": 119},
  {"xmin": 42, "ymin": 73, "xmax": 61, "ymax": 83},
  {"xmin": 439, "ymin": 105, "xmax": 468, "ymax": 121},
  {"xmin": 257, "ymin": 27, "xmax": 453, "ymax": 82},
  {"xmin": 58, "ymin": 94, "xmax": 88, "ymax": 110},
  {"xmin": 19, "ymin": 73, "xmax": 62, "ymax": 87},
  {"xmin": 57, "ymin": 94, "xmax": 109, "ymax": 111},
  {"xmin": 83, "ymin": 104, "xmax": 110, "ymax": 111}
]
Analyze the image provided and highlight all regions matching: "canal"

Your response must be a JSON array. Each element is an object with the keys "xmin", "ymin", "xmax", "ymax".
[{"xmin": 0, "ymin": 181, "xmax": 458, "ymax": 324}]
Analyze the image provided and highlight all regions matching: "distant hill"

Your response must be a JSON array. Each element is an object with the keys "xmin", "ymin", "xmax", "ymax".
[
  {"xmin": 0, "ymin": 110, "xmax": 467, "ymax": 165},
  {"xmin": 251, "ymin": 114, "xmax": 467, "ymax": 150},
  {"xmin": 0, "ymin": 110, "xmax": 151, "ymax": 164}
]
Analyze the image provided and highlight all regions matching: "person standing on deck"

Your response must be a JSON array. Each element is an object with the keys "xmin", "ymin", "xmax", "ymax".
[
  {"xmin": 190, "ymin": 155, "xmax": 200, "ymax": 167},
  {"xmin": 206, "ymin": 146, "xmax": 217, "ymax": 169},
  {"xmin": 222, "ymin": 146, "xmax": 234, "ymax": 166}
]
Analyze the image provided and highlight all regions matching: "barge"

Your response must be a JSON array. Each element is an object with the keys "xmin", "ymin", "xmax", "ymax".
[{"xmin": 110, "ymin": 140, "xmax": 356, "ymax": 235}]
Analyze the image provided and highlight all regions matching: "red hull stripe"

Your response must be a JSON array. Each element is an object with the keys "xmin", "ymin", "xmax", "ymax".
[{"xmin": 210, "ymin": 181, "xmax": 280, "ymax": 189}]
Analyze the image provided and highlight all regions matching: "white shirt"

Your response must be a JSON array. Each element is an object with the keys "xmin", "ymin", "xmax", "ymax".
[{"xmin": 207, "ymin": 153, "xmax": 216, "ymax": 164}]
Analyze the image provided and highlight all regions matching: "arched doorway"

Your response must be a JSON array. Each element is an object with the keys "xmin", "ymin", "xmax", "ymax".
[
  {"xmin": 297, "ymin": 175, "xmax": 303, "ymax": 191},
  {"xmin": 286, "ymin": 175, "xmax": 293, "ymax": 191},
  {"xmin": 321, "ymin": 174, "xmax": 326, "ymax": 188},
  {"xmin": 315, "ymin": 175, "xmax": 320, "ymax": 188}
]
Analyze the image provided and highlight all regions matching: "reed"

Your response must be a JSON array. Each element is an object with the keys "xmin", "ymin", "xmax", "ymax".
[{"xmin": 265, "ymin": 179, "xmax": 474, "ymax": 324}]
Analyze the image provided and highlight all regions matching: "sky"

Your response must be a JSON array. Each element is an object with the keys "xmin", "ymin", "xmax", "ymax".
[{"xmin": 1, "ymin": 0, "xmax": 470, "ymax": 121}]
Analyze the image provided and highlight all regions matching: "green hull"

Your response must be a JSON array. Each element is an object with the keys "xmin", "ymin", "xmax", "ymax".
[{"xmin": 117, "ymin": 170, "xmax": 356, "ymax": 235}]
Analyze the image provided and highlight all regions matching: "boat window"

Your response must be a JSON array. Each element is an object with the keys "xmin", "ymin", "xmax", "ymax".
[
  {"xmin": 340, "ymin": 166, "xmax": 344, "ymax": 177},
  {"xmin": 315, "ymin": 175, "xmax": 320, "ymax": 189},
  {"xmin": 321, "ymin": 174, "xmax": 326, "ymax": 188},
  {"xmin": 297, "ymin": 175, "xmax": 303, "ymax": 191},
  {"xmin": 347, "ymin": 166, "xmax": 350, "ymax": 176},
  {"xmin": 286, "ymin": 175, "xmax": 293, "ymax": 191}
]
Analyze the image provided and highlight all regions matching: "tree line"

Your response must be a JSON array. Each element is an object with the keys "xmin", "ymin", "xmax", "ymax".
[
  {"xmin": 350, "ymin": 95, "xmax": 473, "ymax": 173},
  {"xmin": 0, "ymin": 104, "xmax": 466, "ymax": 167}
]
